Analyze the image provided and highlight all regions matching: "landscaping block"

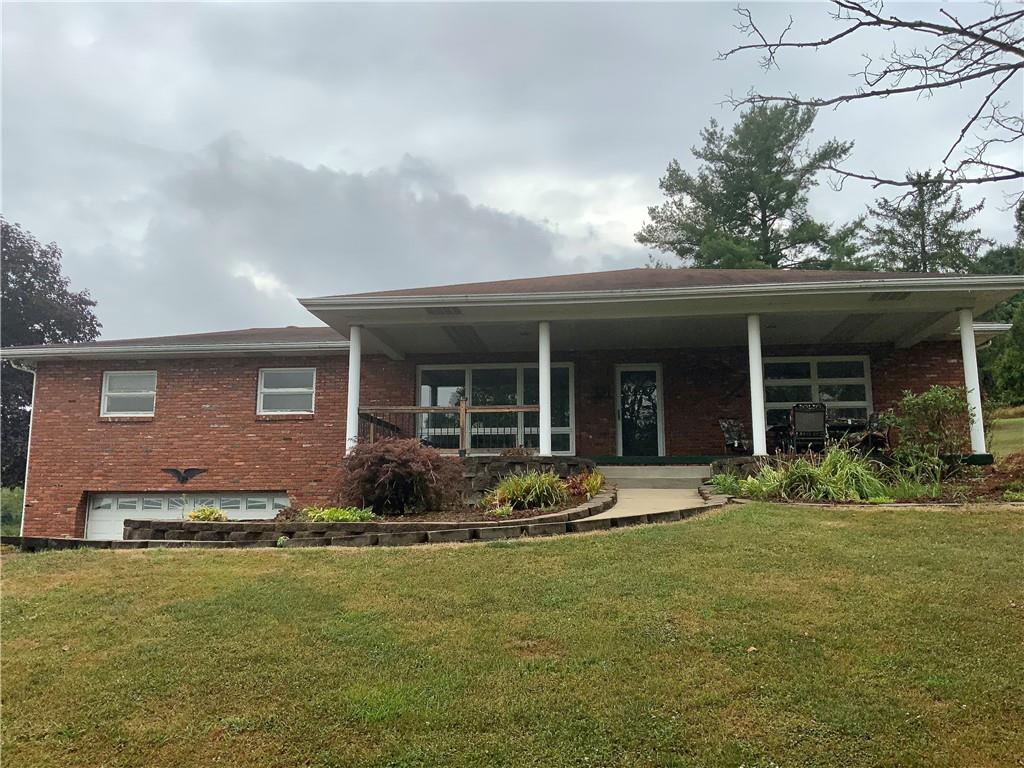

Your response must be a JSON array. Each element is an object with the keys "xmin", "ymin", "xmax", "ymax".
[
  {"xmin": 526, "ymin": 521, "xmax": 567, "ymax": 537},
  {"xmin": 111, "ymin": 540, "xmax": 148, "ymax": 549},
  {"xmin": 569, "ymin": 517, "xmax": 611, "ymax": 533},
  {"xmin": 282, "ymin": 536, "xmax": 329, "ymax": 548},
  {"xmin": 427, "ymin": 528, "xmax": 472, "ymax": 544},
  {"xmin": 476, "ymin": 525, "xmax": 524, "ymax": 541},
  {"xmin": 375, "ymin": 531, "xmax": 428, "ymax": 547},
  {"xmin": 194, "ymin": 531, "xmax": 224, "ymax": 541},
  {"xmin": 612, "ymin": 514, "xmax": 648, "ymax": 527},
  {"xmin": 128, "ymin": 528, "xmax": 153, "ymax": 541},
  {"xmin": 649, "ymin": 510, "xmax": 682, "ymax": 524},
  {"xmin": 330, "ymin": 534, "xmax": 379, "ymax": 547}
]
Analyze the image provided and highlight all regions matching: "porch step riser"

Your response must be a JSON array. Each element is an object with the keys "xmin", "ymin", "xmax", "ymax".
[
  {"xmin": 609, "ymin": 478, "xmax": 706, "ymax": 489},
  {"xmin": 597, "ymin": 465, "xmax": 711, "ymax": 480}
]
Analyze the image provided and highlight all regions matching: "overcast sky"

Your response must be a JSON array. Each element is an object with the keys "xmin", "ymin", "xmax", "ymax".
[{"xmin": 3, "ymin": 2, "xmax": 1021, "ymax": 339}]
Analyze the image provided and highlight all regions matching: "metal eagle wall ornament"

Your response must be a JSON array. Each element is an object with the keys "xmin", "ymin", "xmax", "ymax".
[{"xmin": 161, "ymin": 468, "xmax": 207, "ymax": 484}]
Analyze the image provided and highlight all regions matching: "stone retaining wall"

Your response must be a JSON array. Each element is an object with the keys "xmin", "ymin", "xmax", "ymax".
[{"xmin": 462, "ymin": 455, "xmax": 596, "ymax": 497}]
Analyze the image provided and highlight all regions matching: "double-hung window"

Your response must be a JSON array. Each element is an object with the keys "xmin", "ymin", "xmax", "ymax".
[
  {"xmin": 258, "ymin": 368, "xmax": 316, "ymax": 414},
  {"xmin": 763, "ymin": 357, "xmax": 871, "ymax": 427},
  {"xmin": 101, "ymin": 371, "xmax": 157, "ymax": 416}
]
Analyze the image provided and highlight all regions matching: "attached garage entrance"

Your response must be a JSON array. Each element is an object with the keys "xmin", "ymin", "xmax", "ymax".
[{"xmin": 85, "ymin": 492, "xmax": 289, "ymax": 540}]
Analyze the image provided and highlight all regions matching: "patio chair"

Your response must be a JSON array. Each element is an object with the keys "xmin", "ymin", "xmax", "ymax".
[
  {"xmin": 791, "ymin": 403, "xmax": 828, "ymax": 452},
  {"xmin": 846, "ymin": 411, "xmax": 890, "ymax": 453},
  {"xmin": 718, "ymin": 418, "xmax": 752, "ymax": 454}
]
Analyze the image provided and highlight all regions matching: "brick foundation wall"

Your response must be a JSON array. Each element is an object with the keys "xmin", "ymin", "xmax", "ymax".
[{"xmin": 22, "ymin": 341, "xmax": 966, "ymax": 537}]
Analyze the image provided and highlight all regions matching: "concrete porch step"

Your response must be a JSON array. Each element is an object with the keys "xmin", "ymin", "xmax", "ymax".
[{"xmin": 597, "ymin": 464, "xmax": 711, "ymax": 489}]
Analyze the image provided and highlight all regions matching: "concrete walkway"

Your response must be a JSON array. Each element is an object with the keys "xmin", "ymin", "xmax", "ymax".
[{"xmin": 589, "ymin": 488, "xmax": 709, "ymax": 520}]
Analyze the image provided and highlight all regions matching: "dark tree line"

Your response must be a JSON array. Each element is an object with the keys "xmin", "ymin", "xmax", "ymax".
[{"xmin": 1, "ymin": 218, "xmax": 100, "ymax": 486}]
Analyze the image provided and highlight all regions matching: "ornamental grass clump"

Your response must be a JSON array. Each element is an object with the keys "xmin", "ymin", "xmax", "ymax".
[
  {"xmin": 483, "ymin": 471, "xmax": 569, "ymax": 511},
  {"xmin": 710, "ymin": 472, "xmax": 742, "ymax": 496},
  {"xmin": 739, "ymin": 448, "xmax": 886, "ymax": 503}
]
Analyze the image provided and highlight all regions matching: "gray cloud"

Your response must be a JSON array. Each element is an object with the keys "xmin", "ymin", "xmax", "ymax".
[{"xmin": 2, "ymin": 2, "xmax": 1019, "ymax": 339}]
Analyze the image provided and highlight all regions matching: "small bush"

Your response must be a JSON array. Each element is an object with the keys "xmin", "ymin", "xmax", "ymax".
[
  {"xmin": 483, "ymin": 471, "xmax": 569, "ymax": 510},
  {"xmin": 867, "ymin": 496, "xmax": 895, "ymax": 504},
  {"xmin": 188, "ymin": 507, "xmax": 227, "ymax": 522},
  {"xmin": 884, "ymin": 478, "xmax": 942, "ymax": 501},
  {"xmin": 710, "ymin": 473, "xmax": 742, "ymax": 496},
  {"xmin": 303, "ymin": 506, "xmax": 376, "ymax": 522},
  {"xmin": 1003, "ymin": 490, "xmax": 1024, "ymax": 502},
  {"xmin": 339, "ymin": 438, "xmax": 465, "ymax": 515},
  {"xmin": 489, "ymin": 504, "xmax": 515, "ymax": 518},
  {"xmin": 563, "ymin": 470, "xmax": 606, "ymax": 499},
  {"xmin": 887, "ymin": 385, "xmax": 973, "ymax": 456}
]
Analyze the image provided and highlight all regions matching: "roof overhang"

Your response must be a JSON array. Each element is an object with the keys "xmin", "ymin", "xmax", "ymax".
[
  {"xmin": 300, "ymin": 275, "xmax": 1023, "ymax": 356},
  {"xmin": 0, "ymin": 340, "xmax": 350, "ymax": 365}
]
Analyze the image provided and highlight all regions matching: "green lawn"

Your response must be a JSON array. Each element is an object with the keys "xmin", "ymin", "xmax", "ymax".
[
  {"xmin": 990, "ymin": 417, "xmax": 1023, "ymax": 458},
  {"xmin": 3, "ymin": 503, "xmax": 1022, "ymax": 767}
]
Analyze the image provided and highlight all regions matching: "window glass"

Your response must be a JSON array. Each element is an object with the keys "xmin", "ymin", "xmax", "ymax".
[
  {"xmin": 418, "ymin": 369, "xmax": 464, "ymax": 447},
  {"xmin": 259, "ymin": 368, "xmax": 315, "ymax": 414},
  {"xmin": 524, "ymin": 367, "xmax": 571, "ymax": 428},
  {"xmin": 470, "ymin": 368, "xmax": 517, "ymax": 448},
  {"xmin": 261, "ymin": 369, "xmax": 315, "ymax": 389},
  {"xmin": 92, "ymin": 497, "xmax": 112, "ymax": 510},
  {"xmin": 117, "ymin": 498, "xmax": 138, "ymax": 510},
  {"xmin": 765, "ymin": 385, "xmax": 813, "ymax": 403},
  {"xmin": 220, "ymin": 497, "xmax": 241, "ymax": 510},
  {"xmin": 817, "ymin": 360, "xmax": 865, "ymax": 378},
  {"xmin": 142, "ymin": 498, "xmax": 163, "ymax": 510},
  {"xmin": 168, "ymin": 498, "xmax": 186, "ymax": 511},
  {"xmin": 818, "ymin": 384, "xmax": 867, "ymax": 402},
  {"xmin": 764, "ymin": 358, "xmax": 871, "ymax": 420},
  {"xmin": 246, "ymin": 497, "xmax": 269, "ymax": 510},
  {"xmin": 272, "ymin": 497, "xmax": 289, "ymax": 510},
  {"xmin": 102, "ymin": 371, "xmax": 156, "ymax": 416},
  {"xmin": 765, "ymin": 362, "xmax": 811, "ymax": 379},
  {"xmin": 196, "ymin": 497, "xmax": 216, "ymax": 509},
  {"xmin": 261, "ymin": 393, "xmax": 314, "ymax": 412}
]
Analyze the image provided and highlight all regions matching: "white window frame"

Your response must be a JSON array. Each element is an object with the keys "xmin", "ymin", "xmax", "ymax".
[
  {"xmin": 257, "ymin": 367, "xmax": 316, "ymax": 415},
  {"xmin": 416, "ymin": 363, "xmax": 576, "ymax": 455},
  {"xmin": 763, "ymin": 355, "xmax": 873, "ymax": 422},
  {"xmin": 100, "ymin": 371, "xmax": 157, "ymax": 417}
]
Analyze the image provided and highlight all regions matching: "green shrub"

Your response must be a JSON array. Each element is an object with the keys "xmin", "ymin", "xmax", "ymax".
[
  {"xmin": 1, "ymin": 487, "xmax": 24, "ymax": 537},
  {"xmin": 489, "ymin": 504, "xmax": 515, "ymax": 518},
  {"xmin": 867, "ymin": 496, "xmax": 895, "ymax": 504},
  {"xmin": 1003, "ymin": 490, "xmax": 1024, "ymax": 502},
  {"xmin": 887, "ymin": 385, "xmax": 973, "ymax": 456},
  {"xmin": 303, "ymin": 506, "xmax": 376, "ymax": 522},
  {"xmin": 710, "ymin": 473, "xmax": 742, "ymax": 496},
  {"xmin": 188, "ymin": 507, "xmax": 227, "ymax": 522},
  {"xmin": 339, "ymin": 438, "xmax": 465, "ymax": 515},
  {"xmin": 483, "ymin": 471, "xmax": 569, "ymax": 510}
]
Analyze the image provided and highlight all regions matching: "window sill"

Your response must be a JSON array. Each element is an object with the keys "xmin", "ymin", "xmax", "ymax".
[
  {"xmin": 256, "ymin": 413, "xmax": 315, "ymax": 421},
  {"xmin": 100, "ymin": 416, "xmax": 155, "ymax": 423}
]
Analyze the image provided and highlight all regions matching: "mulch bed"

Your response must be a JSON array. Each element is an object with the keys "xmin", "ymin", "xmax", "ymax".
[
  {"xmin": 376, "ymin": 495, "xmax": 593, "ymax": 524},
  {"xmin": 945, "ymin": 452, "xmax": 1024, "ymax": 502}
]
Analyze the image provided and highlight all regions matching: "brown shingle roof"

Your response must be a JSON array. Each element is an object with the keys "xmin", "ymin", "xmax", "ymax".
[
  {"xmin": 326, "ymin": 267, "xmax": 942, "ymax": 299},
  {"xmin": 5, "ymin": 326, "xmax": 345, "ymax": 354}
]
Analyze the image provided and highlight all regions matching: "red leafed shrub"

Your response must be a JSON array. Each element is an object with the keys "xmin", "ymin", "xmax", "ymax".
[{"xmin": 338, "ymin": 438, "xmax": 465, "ymax": 515}]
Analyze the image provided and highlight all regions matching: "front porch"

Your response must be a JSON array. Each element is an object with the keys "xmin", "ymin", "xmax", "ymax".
[{"xmin": 299, "ymin": 270, "xmax": 1018, "ymax": 461}]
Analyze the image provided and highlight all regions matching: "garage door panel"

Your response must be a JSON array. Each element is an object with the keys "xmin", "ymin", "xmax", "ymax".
[{"xmin": 85, "ymin": 492, "xmax": 289, "ymax": 540}]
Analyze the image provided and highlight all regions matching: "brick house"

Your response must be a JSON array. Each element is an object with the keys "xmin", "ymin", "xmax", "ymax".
[{"xmin": 4, "ymin": 268, "xmax": 1020, "ymax": 539}]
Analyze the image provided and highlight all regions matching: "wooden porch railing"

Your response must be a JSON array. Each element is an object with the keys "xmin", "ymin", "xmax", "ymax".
[{"xmin": 357, "ymin": 400, "xmax": 540, "ymax": 454}]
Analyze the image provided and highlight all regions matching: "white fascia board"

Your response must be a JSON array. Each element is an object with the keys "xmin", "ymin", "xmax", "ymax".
[
  {"xmin": 0, "ymin": 341, "xmax": 350, "ymax": 362},
  {"xmin": 299, "ymin": 275, "xmax": 1024, "ymax": 312}
]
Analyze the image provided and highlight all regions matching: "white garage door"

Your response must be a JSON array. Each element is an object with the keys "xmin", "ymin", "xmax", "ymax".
[{"xmin": 85, "ymin": 492, "xmax": 289, "ymax": 540}]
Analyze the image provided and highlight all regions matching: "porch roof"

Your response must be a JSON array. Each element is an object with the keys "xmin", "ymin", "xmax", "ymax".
[{"xmin": 301, "ymin": 268, "xmax": 1022, "ymax": 358}]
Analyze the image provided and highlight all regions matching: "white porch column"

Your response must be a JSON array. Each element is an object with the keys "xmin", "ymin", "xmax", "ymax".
[
  {"xmin": 345, "ymin": 325, "xmax": 362, "ymax": 454},
  {"xmin": 538, "ymin": 321, "xmax": 552, "ymax": 456},
  {"xmin": 747, "ymin": 314, "xmax": 768, "ymax": 456},
  {"xmin": 958, "ymin": 308, "xmax": 987, "ymax": 454}
]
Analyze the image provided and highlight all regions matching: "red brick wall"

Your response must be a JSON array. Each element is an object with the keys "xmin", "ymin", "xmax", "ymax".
[
  {"xmin": 22, "ymin": 354, "xmax": 409, "ymax": 537},
  {"xmin": 23, "ymin": 342, "xmax": 966, "ymax": 537}
]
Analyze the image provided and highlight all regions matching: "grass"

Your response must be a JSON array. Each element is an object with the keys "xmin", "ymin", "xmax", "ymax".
[
  {"xmin": 990, "ymin": 417, "xmax": 1023, "ymax": 458},
  {"xmin": 2, "ymin": 503, "xmax": 1023, "ymax": 767}
]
